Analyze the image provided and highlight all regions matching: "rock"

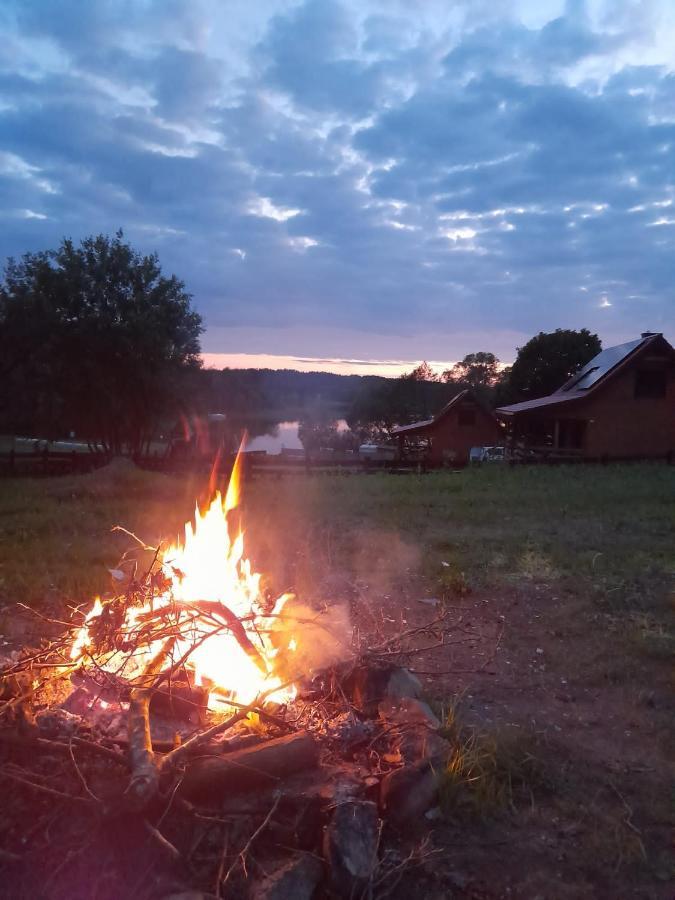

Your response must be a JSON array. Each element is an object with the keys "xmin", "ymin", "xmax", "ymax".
[
  {"xmin": 380, "ymin": 761, "xmax": 440, "ymax": 824},
  {"xmin": 378, "ymin": 696, "xmax": 440, "ymax": 729},
  {"xmin": 35, "ymin": 707, "xmax": 82, "ymax": 737},
  {"xmin": 320, "ymin": 710, "xmax": 374, "ymax": 747},
  {"xmin": 344, "ymin": 666, "xmax": 393, "ymax": 713},
  {"xmin": 251, "ymin": 854, "xmax": 323, "ymax": 900},
  {"xmin": 384, "ymin": 667, "xmax": 423, "ymax": 701},
  {"xmin": 378, "ymin": 697, "xmax": 449, "ymax": 763},
  {"xmin": 344, "ymin": 665, "xmax": 422, "ymax": 713},
  {"xmin": 323, "ymin": 800, "xmax": 380, "ymax": 897}
]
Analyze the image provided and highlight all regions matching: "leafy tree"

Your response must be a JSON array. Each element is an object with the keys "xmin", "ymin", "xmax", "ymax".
[
  {"xmin": 503, "ymin": 328, "xmax": 601, "ymax": 401},
  {"xmin": 403, "ymin": 361, "xmax": 439, "ymax": 382},
  {"xmin": 442, "ymin": 352, "xmax": 500, "ymax": 389},
  {"xmin": 0, "ymin": 231, "xmax": 202, "ymax": 452},
  {"xmin": 347, "ymin": 366, "xmax": 460, "ymax": 437}
]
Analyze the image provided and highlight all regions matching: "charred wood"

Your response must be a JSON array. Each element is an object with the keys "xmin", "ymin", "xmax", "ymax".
[{"xmin": 181, "ymin": 731, "xmax": 318, "ymax": 803}]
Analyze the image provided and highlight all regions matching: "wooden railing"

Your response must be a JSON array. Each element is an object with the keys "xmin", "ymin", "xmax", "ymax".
[{"xmin": 509, "ymin": 445, "xmax": 585, "ymax": 462}]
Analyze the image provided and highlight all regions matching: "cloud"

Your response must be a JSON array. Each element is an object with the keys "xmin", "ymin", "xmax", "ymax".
[{"xmin": 0, "ymin": 0, "xmax": 674, "ymax": 358}]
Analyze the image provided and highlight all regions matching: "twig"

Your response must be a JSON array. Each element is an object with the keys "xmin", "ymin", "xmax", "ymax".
[
  {"xmin": 607, "ymin": 780, "xmax": 647, "ymax": 860},
  {"xmin": 215, "ymin": 828, "xmax": 230, "ymax": 899},
  {"xmin": 68, "ymin": 736, "xmax": 100, "ymax": 803},
  {"xmin": 111, "ymin": 526, "xmax": 158, "ymax": 553},
  {"xmin": 143, "ymin": 819, "xmax": 181, "ymax": 862},
  {"xmin": 159, "ymin": 680, "xmax": 293, "ymax": 773},
  {"xmin": 0, "ymin": 768, "xmax": 92, "ymax": 805},
  {"xmin": 0, "ymin": 730, "xmax": 127, "ymax": 766},
  {"xmin": 158, "ymin": 705, "xmax": 255, "ymax": 773},
  {"xmin": 210, "ymin": 693, "xmax": 296, "ymax": 732},
  {"xmin": 221, "ymin": 793, "xmax": 281, "ymax": 889},
  {"xmin": 175, "ymin": 600, "xmax": 268, "ymax": 676}
]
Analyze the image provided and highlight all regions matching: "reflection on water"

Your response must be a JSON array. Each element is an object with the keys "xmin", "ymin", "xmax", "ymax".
[
  {"xmin": 246, "ymin": 421, "xmax": 303, "ymax": 454},
  {"xmin": 245, "ymin": 419, "xmax": 349, "ymax": 455}
]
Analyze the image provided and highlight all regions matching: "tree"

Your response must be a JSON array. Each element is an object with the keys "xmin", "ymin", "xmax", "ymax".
[
  {"xmin": 0, "ymin": 231, "xmax": 203, "ymax": 451},
  {"xmin": 504, "ymin": 328, "xmax": 601, "ymax": 401},
  {"xmin": 442, "ymin": 352, "xmax": 500, "ymax": 389},
  {"xmin": 347, "ymin": 368, "xmax": 460, "ymax": 437},
  {"xmin": 402, "ymin": 361, "xmax": 438, "ymax": 382}
]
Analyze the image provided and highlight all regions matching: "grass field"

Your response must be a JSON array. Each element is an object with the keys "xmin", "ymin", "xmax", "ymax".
[
  {"xmin": 0, "ymin": 460, "xmax": 673, "ymax": 895},
  {"xmin": 2, "ymin": 459, "xmax": 673, "ymax": 617}
]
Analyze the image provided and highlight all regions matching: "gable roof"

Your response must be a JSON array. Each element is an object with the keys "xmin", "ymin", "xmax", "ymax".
[
  {"xmin": 392, "ymin": 389, "xmax": 495, "ymax": 435},
  {"xmin": 497, "ymin": 332, "xmax": 673, "ymax": 416}
]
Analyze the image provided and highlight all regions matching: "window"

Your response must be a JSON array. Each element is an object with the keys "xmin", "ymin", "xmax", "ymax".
[
  {"xmin": 566, "ymin": 366, "xmax": 599, "ymax": 391},
  {"xmin": 634, "ymin": 369, "xmax": 667, "ymax": 399},
  {"xmin": 458, "ymin": 408, "xmax": 476, "ymax": 426}
]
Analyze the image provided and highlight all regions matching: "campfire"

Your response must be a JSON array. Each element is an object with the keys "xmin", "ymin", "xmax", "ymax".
[
  {"xmin": 70, "ymin": 450, "xmax": 298, "ymax": 712},
  {"xmin": 0, "ymin": 449, "xmax": 467, "ymax": 898}
]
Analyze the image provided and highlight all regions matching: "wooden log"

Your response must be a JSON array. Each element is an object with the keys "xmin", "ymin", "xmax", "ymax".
[
  {"xmin": 181, "ymin": 731, "xmax": 318, "ymax": 803},
  {"xmin": 126, "ymin": 637, "xmax": 175, "ymax": 810}
]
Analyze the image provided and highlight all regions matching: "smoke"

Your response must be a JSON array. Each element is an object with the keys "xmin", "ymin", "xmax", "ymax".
[{"xmin": 270, "ymin": 596, "xmax": 353, "ymax": 682}]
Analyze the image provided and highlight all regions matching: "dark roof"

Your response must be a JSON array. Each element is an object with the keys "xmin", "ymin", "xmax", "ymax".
[
  {"xmin": 497, "ymin": 332, "xmax": 670, "ymax": 416},
  {"xmin": 392, "ymin": 389, "xmax": 492, "ymax": 435}
]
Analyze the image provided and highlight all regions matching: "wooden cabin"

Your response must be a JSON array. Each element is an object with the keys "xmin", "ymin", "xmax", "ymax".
[
  {"xmin": 496, "ymin": 332, "xmax": 675, "ymax": 461},
  {"xmin": 392, "ymin": 389, "xmax": 502, "ymax": 465}
]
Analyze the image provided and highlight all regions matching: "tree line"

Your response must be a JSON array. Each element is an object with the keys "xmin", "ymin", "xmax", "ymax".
[
  {"xmin": 0, "ymin": 232, "xmax": 602, "ymax": 452},
  {"xmin": 346, "ymin": 330, "xmax": 601, "ymax": 440}
]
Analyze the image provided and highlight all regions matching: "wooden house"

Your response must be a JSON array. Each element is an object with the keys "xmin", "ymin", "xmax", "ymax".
[
  {"xmin": 392, "ymin": 389, "xmax": 502, "ymax": 465},
  {"xmin": 496, "ymin": 332, "xmax": 675, "ymax": 461}
]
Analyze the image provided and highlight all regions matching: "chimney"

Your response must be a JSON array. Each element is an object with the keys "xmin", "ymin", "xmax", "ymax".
[{"xmin": 641, "ymin": 331, "xmax": 660, "ymax": 339}]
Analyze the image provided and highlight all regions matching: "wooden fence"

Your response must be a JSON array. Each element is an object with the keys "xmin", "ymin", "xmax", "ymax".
[
  {"xmin": 0, "ymin": 447, "xmax": 112, "ymax": 478},
  {"xmin": 133, "ymin": 452, "xmax": 434, "ymax": 478}
]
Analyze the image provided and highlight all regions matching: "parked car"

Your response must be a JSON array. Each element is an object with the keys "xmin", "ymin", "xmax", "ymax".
[
  {"xmin": 358, "ymin": 443, "xmax": 397, "ymax": 461},
  {"xmin": 470, "ymin": 445, "xmax": 506, "ymax": 463}
]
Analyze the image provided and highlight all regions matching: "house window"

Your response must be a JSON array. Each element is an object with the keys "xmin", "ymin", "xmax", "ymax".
[
  {"xmin": 634, "ymin": 369, "xmax": 667, "ymax": 398},
  {"xmin": 458, "ymin": 408, "xmax": 476, "ymax": 426}
]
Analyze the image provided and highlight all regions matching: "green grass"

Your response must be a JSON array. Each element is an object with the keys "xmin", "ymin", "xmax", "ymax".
[
  {"xmin": 0, "ymin": 461, "xmax": 204, "ymax": 612},
  {"xmin": 244, "ymin": 463, "xmax": 675, "ymax": 617},
  {"xmin": 1, "ymin": 462, "xmax": 674, "ymax": 619}
]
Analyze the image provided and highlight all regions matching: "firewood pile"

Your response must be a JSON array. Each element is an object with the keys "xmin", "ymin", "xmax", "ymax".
[{"xmin": 0, "ymin": 589, "xmax": 463, "ymax": 900}]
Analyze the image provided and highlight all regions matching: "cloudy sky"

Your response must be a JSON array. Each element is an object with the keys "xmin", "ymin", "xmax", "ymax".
[{"xmin": 1, "ymin": 0, "xmax": 674, "ymax": 374}]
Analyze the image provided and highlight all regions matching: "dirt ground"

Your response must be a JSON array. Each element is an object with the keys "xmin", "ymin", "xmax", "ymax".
[{"xmin": 356, "ymin": 579, "xmax": 674, "ymax": 900}]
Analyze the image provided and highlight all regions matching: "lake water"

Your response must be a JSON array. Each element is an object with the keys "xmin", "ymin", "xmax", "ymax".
[{"xmin": 245, "ymin": 420, "xmax": 348, "ymax": 455}]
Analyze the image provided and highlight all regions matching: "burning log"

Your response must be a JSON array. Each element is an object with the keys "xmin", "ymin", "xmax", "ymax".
[
  {"xmin": 181, "ymin": 731, "xmax": 318, "ymax": 803},
  {"xmin": 182, "ymin": 599, "xmax": 268, "ymax": 676},
  {"xmin": 126, "ymin": 637, "xmax": 176, "ymax": 810}
]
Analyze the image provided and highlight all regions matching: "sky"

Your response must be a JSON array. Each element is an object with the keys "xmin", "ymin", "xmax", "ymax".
[{"xmin": 1, "ymin": 0, "xmax": 674, "ymax": 376}]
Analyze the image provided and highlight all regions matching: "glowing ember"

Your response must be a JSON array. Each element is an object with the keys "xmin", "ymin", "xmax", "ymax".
[{"xmin": 70, "ymin": 450, "xmax": 296, "ymax": 711}]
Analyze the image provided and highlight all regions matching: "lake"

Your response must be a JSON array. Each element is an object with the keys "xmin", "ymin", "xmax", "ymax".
[{"xmin": 245, "ymin": 420, "xmax": 348, "ymax": 455}]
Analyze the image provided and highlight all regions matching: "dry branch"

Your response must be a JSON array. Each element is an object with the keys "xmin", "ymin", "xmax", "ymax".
[{"xmin": 126, "ymin": 637, "xmax": 176, "ymax": 810}]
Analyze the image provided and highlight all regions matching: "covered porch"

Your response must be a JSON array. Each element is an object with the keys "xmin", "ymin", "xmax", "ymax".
[{"xmin": 499, "ymin": 410, "xmax": 588, "ymax": 461}]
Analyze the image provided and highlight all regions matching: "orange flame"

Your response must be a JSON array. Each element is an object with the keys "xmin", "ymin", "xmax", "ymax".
[{"xmin": 70, "ymin": 448, "xmax": 296, "ymax": 711}]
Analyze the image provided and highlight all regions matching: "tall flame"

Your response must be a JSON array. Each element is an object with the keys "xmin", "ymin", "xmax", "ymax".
[{"xmin": 70, "ymin": 448, "xmax": 295, "ymax": 710}]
